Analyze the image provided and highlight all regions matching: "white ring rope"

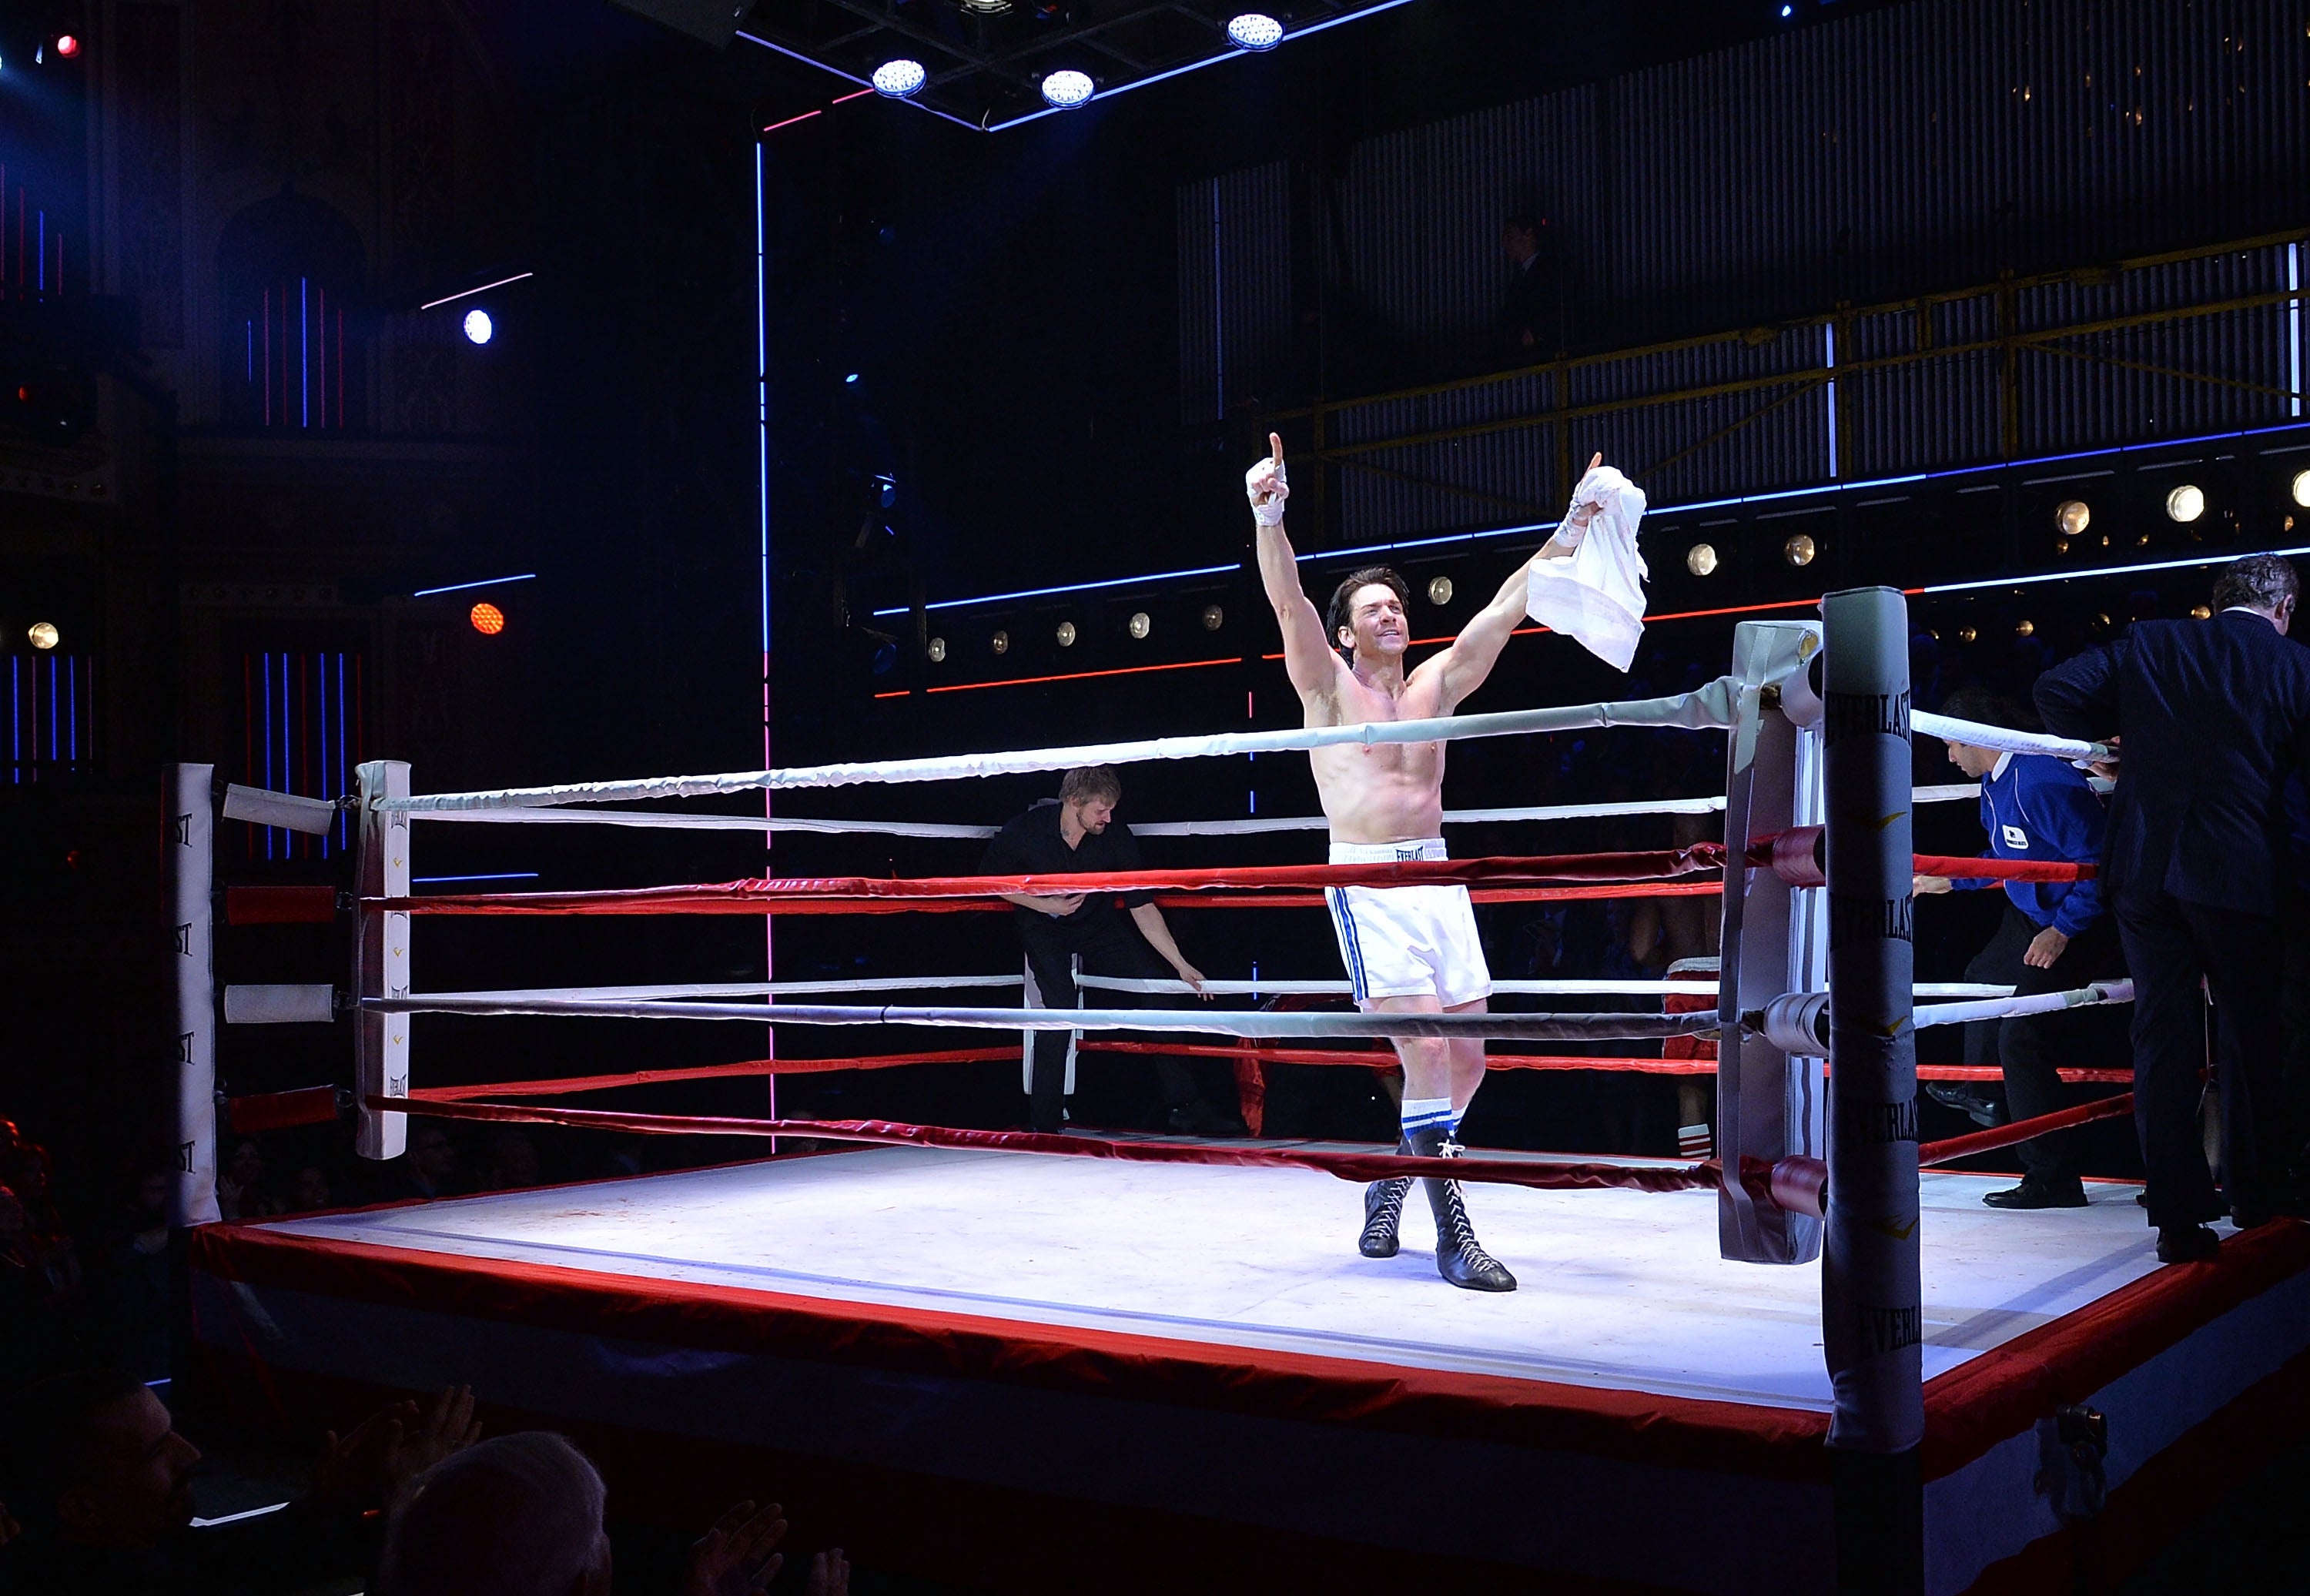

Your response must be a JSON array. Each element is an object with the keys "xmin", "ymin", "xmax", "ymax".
[
  {"xmin": 364, "ymin": 994, "xmax": 1718, "ymax": 1043},
  {"xmin": 1910, "ymin": 711, "xmax": 2110, "ymax": 764},
  {"xmin": 1075, "ymin": 975, "xmax": 2017, "ymax": 999},
  {"xmin": 407, "ymin": 975, "xmax": 1028, "ymax": 1005},
  {"xmin": 1911, "ymin": 979, "xmax": 2134, "ymax": 1030},
  {"xmin": 379, "ymin": 681, "xmax": 1746, "ymax": 812},
  {"xmin": 399, "ymin": 785, "xmax": 1985, "ymax": 839}
]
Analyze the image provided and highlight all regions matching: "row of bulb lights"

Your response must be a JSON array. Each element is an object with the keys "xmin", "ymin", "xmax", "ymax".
[
  {"xmin": 925, "ymin": 576, "xmax": 1465, "ymax": 664},
  {"xmin": 1679, "ymin": 471, "xmax": 2310, "ymax": 578},
  {"xmin": 869, "ymin": 13, "xmax": 1284, "ymax": 109}
]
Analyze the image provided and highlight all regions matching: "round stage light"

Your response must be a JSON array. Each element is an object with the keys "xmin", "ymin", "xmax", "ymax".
[
  {"xmin": 1055, "ymin": 621, "xmax": 1077, "ymax": 647},
  {"xmin": 469, "ymin": 602, "xmax": 505, "ymax": 635},
  {"xmin": 463, "ymin": 308, "xmax": 494, "ymax": 346},
  {"xmin": 56, "ymin": 35, "xmax": 80, "ymax": 59},
  {"xmin": 2165, "ymin": 483, "xmax": 2205, "ymax": 523},
  {"xmin": 1783, "ymin": 533, "xmax": 1816, "ymax": 567},
  {"xmin": 872, "ymin": 59, "xmax": 926, "ymax": 98},
  {"xmin": 2014, "ymin": 618, "xmax": 2034, "ymax": 637},
  {"xmin": 2292, "ymin": 468, "xmax": 2310, "ymax": 508},
  {"xmin": 1956, "ymin": 626, "xmax": 1977, "ymax": 644},
  {"xmin": 1127, "ymin": 611, "xmax": 1152, "ymax": 640},
  {"xmin": 27, "ymin": 621, "xmax": 59, "ymax": 651},
  {"xmin": 927, "ymin": 636, "xmax": 947, "ymax": 663},
  {"xmin": 2055, "ymin": 500, "xmax": 2091, "ymax": 537},
  {"xmin": 1686, "ymin": 543, "xmax": 1719, "ymax": 577},
  {"xmin": 1041, "ymin": 70, "xmax": 1095, "ymax": 109},
  {"xmin": 991, "ymin": 630, "xmax": 1010, "ymax": 655},
  {"xmin": 1227, "ymin": 14, "xmax": 1284, "ymax": 51},
  {"xmin": 2190, "ymin": 604, "xmax": 2213, "ymax": 620},
  {"xmin": 1201, "ymin": 604, "xmax": 1224, "ymax": 631},
  {"xmin": 1426, "ymin": 576, "xmax": 1455, "ymax": 606}
]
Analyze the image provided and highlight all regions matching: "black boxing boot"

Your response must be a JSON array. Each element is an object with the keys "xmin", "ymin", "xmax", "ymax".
[
  {"xmin": 1359, "ymin": 1165, "xmax": 1411, "ymax": 1258},
  {"xmin": 1407, "ymin": 1123, "xmax": 1516, "ymax": 1292}
]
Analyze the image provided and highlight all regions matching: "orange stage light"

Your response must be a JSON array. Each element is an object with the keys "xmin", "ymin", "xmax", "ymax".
[{"xmin": 470, "ymin": 602, "xmax": 506, "ymax": 635}]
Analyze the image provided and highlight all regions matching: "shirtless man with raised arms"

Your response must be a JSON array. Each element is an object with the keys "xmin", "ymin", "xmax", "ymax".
[{"xmin": 1249, "ymin": 433, "xmax": 1599, "ymax": 1290}]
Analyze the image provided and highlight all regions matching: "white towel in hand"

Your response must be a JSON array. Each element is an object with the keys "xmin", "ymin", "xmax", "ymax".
[{"xmin": 1527, "ymin": 464, "xmax": 1649, "ymax": 671}]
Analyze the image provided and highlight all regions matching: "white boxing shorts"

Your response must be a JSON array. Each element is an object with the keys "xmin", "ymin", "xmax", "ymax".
[{"xmin": 1323, "ymin": 838, "xmax": 1493, "ymax": 1008}]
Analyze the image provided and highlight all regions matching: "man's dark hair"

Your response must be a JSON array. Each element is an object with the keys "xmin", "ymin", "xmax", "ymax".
[
  {"xmin": 1937, "ymin": 685, "xmax": 2042, "ymax": 735},
  {"xmin": 1325, "ymin": 567, "xmax": 1411, "ymax": 657},
  {"xmin": 0, "ymin": 1367, "xmax": 149, "ymax": 1533},
  {"xmin": 1059, "ymin": 765, "xmax": 1121, "ymax": 805},
  {"xmin": 2211, "ymin": 553, "xmax": 2300, "ymax": 614},
  {"xmin": 1505, "ymin": 212, "xmax": 1540, "ymax": 236}
]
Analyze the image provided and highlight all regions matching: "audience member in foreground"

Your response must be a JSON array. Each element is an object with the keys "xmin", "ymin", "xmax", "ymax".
[
  {"xmin": 377, "ymin": 1429, "xmax": 849, "ymax": 1595},
  {"xmin": 0, "ymin": 1371, "xmax": 477, "ymax": 1594}
]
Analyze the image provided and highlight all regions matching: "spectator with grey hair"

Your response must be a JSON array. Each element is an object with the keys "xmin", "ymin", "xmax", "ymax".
[{"xmin": 2037, "ymin": 552, "xmax": 2310, "ymax": 1260}]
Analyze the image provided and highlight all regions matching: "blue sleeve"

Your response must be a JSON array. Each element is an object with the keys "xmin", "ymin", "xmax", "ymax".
[
  {"xmin": 1948, "ymin": 860, "xmax": 1994, "ymax": 892},
  {"xmin": 2029, "ymin": 768, "xmax": 2107, "ymax": 935}
]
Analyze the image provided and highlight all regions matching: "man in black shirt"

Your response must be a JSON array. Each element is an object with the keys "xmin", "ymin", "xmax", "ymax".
[{"xmin": 983, "ymin": 765, "xmax": 1233, "ymax": 1135}]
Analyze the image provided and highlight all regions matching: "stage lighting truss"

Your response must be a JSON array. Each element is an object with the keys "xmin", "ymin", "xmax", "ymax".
[{"xmin": 735, "ymin": 2, "xmax": 1404, "ymax": 131}]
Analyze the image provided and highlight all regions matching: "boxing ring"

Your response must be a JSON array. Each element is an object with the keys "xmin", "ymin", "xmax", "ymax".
[{"xmin": 179, "ymin": 607, "xmax": 2310, "ymax": 1596}]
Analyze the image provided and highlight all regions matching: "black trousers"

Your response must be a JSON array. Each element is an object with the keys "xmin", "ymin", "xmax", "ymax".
[
  {"xmin": 1960, "ymin": 902, "xmax": 2124, "ymax": 1186},
  {"xmin": 1020, "ymin": 915, "xmax": 1204, "ymax": 1133},
  {"xmin": 2114, "ymin": 892, "xmax": 2291, "ymax": 1226}
]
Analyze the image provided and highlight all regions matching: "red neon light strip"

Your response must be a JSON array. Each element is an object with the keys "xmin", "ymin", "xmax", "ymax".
[{"xmin": 762, "ymin": 109, "xmax": 822, "ymax": 134}]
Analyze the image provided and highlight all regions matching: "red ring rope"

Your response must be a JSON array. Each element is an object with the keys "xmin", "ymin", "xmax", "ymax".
[{"xmin": 1917, "ymin": 1092, "xmax": 2134, "ymax": 1166}]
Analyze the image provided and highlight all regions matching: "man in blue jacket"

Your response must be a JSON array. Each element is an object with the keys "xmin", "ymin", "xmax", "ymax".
[{"xmin": 1915, "ymin": 688, "xmax": 2121, "ymax": 1210}]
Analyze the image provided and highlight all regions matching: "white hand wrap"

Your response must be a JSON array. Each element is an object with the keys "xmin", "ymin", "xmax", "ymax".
[{"xmin": 1247, "ymin": 458, "xmax": 1289, "ymax": 526}]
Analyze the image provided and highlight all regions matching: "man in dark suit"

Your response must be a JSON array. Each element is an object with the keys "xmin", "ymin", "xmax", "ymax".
[{"xmin": 2036, "ymin": 554, "xmax": 2310, "ymax": 1261}]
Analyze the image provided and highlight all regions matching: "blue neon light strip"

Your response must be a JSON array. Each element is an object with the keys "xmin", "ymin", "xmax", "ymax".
[
  {"xmin": 411, "ymin": 574, "xmax": 537, "ymax": 597},
  {"xmin": 413, "ymin": 872, "xmax": 541, "ymax": 885},
  {"xmin": 881, "ymin": 421, "xmax": 2310, "ymax": 614},
  {"xmin": 1919, "ymin": 544, "xmax": 2310, "ymax": 597}
]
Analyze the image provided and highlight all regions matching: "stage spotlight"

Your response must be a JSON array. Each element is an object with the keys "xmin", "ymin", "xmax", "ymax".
[
  {"xmin": 1685, "ymin": 543, "xmax": 1718, "ymax": 576},
  {"xmin": 2014, "ymin": 618, "xmax": 2034, "ymax": 637},
  {"xmin": 991, "ymin": 630, "xmax": 1010, "ymax": 654},
  {"xmin": 1783, "ymin": 533, "xmax": 1816, "ymax": 567},
  {"xmin": 843, "ymin": 373, "xmax": 860, "ymax": 385},
  {"xmin": 55, "ymin": 35, "xmax": 80, "ymax": 58},
  {"xmin": 28, "ymin": 621, "xmax": 59, "ymax": 650},
  {"xmin": 2055, "ymin": 500, "xmax": 2091, "ymax": 537},
  {"xmin": 1956, "ymin": 626, "xmax": 1977, "ymax": 644},
  {"xmin": 463, "ymin": 308, "xmax": 494, "ymax": 345},
  {"xmin": 2292, "ymin": 468, "xmax": 2310, "ymax": 507},
  {"xmin": 1200, "ymin": 604, "xmax": 1224, "ymax": 631},
  {"xmin": 2165, "ymin": 483, "xmax": 2205, "ymax": 523},
  {"xmin": 1127, "ymin": 611, "xmax": 1152, "ymax": 640},
  {"xmin": 469, "ymin": 603, "xmax": 505, "ymax": 635},
  {"xmin": 872, "ymin": 59, "xmax": 926, "ymax": 98},
  {"xmin": 1426, "ymin": 576, "xmax": 1454, "ymax": 606},
  {"xmin": 1041, "ymin": 70, "xmax": 1095, "ymax": 109},
  {"xmin": 927, "ymin": 637, "xmax": 947, "ymax": 663},
  {"xmin": 1055, "ymin": 621, "xmax": 1077, "ymax": 647},
  {"xmin": 1227, "ymin": 14, "xmax": 1284, "ymax": 51},
  {"xmin": 2190, "ymin": 604, "xmax": 2213, "ymax": 620}
]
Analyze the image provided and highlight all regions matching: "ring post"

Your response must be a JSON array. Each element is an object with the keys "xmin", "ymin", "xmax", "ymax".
[
  {"xmin": 1820, "ymin": 587, "xmax": 1924, "ymax": 1591},
  {"xmin": 1716, "ymin": 620, "xmax": 1828, "ymax": 1264},
  {"xmin": 354, "ymin": 761, "xmax": 413, "ymax": 1159},
  {"xmin": 168, "ymin": 765, "xmax": 222, "ymax": 1226}
]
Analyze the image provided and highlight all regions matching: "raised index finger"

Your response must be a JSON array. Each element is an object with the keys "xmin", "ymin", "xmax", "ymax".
[{"xmin": 1268, "ymin": 431, "xmax": 1284, "ymax": 466}]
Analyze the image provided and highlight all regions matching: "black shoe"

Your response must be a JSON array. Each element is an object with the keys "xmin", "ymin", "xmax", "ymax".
[
  {"xmin": 1405, "ymin": 1125, "xmax": 1516, "ymax": 1292},
  {"xmin": 1166, "ymin": 1102, "xmax": 1247, "ymax": 1138},
  {"xmin": 1359, "ymin": 1172, "xmax": 1411, "ymax": 1259},
  {"xmin": 2155, "ymin": 1224, "xmax": 2221, "ymax": 1264},
  {"xmin": 1924, "ymin": 1082, "xmax": 2004, "ymax": 1129},
  {"xmin": 1983, "ymin": 1179, "xmax": 2087, "ymax": 1210}
]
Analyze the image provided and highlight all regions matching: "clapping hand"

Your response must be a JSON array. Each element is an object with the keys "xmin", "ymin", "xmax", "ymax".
[
  {"xmin": 316, "ymin": 1385, "xmax": 482, "ymax": 1510},
  {"xmin": 684, "ymin": 1501, "xmax": 790, "ymax": 1596}
]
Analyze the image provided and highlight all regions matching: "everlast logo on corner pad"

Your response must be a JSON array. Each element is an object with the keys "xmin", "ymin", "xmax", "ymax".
[
  {"xmin": 1859, "ymin": 1303, "xmax": 1923, "ymax": 1358},
  {"xmin": 1840, "ymin": 1095, "xmax": 1920, "ymax": 1144},
  {"xmin": 176, "ymin": 1141, "xmax": 196, "ymax": 1173},
  {"xmin": 1823, "ymin": 690, "xmax": 1911, "ymax": 744},
  {"xmin": 1830, "ymin": 894, "xmax": 1914, "ymax": 945}
]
